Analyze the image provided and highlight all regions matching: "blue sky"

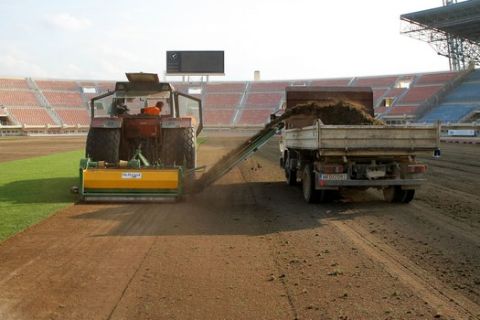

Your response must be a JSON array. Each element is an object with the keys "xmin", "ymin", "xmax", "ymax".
[{"xmin": 0, "ymin": 0, "xmax": 452, "ymax": 81}]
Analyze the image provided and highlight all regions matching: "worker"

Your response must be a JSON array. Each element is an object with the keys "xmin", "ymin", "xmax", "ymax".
[
  {"xmin": 113, "ymin": 98, "xmax": 129, "ymax": 115},
  {"xmin": 141, "ymin": 101, "xmax": 163, "ymax": 116}
]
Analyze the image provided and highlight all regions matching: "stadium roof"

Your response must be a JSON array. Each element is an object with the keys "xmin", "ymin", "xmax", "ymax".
[
  {"xmin": 401, "ymin": 0, "xmax": 480, "ymax": 43},
  {"xmin": 401, "ymin": 0, "xmax": 480, "ymax": 70}
]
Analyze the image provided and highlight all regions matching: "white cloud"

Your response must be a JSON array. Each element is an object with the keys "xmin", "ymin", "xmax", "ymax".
[
  {"xmin": 45, "ymin": 13, "xmax": 92, "ymax": 31},
  {"xmin": 0, "ymin": 48, "xmax": 47, "ymax": 77}
]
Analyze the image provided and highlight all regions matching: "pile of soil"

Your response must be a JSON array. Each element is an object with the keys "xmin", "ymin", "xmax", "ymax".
[{"xmin": 284, "ymin": 100, "xmax": 384, "ymax": 125}]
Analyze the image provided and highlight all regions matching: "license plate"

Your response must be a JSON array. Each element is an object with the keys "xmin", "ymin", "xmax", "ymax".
[
  {"xmin": 319, "ymin": 173, "xmax": 348, "ymax": 180},
  {"xmin": 122, "ymin": 172, "xmax": 142, "ymax": 179}
]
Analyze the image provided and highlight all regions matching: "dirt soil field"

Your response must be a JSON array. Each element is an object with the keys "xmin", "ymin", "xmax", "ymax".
[
  {"xmin": 0, "ymin": 136, "xmax": 86, "ymax": 162},
  {"xmin": 0, "ymin": 136, "xmax": 479, "ymax": 319}
]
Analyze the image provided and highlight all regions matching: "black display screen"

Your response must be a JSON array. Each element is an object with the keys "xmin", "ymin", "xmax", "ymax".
[{"xmin": 167, "ymin": 51, "xmax": 224, "ymax": 74}]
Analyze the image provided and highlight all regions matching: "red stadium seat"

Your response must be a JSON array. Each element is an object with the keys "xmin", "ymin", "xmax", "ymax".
[
  {"xmin": 35, "ymin": 80, "xmax": 79, "ymax": 91},
  {"xmin": 204, "ymin": 93, "xmax": 242, "ymax": 108},
  {"xmin": 43, "ymin": 92, "xmax": 84, "ymax": 107},
  {"xmin": 205, "ymin": 82, "xmax": 246, "ymax": 93},
  {"xmin": 354, "ymin": 76, "xmax": 398, "ymax": 88},
  {"xmin": 203, "ymin": 109, "xmax": 235, "ymax": 126},
  {"xmin": 310, "ymin": 78, "xmax": 352, "ymax": 86},
  {"xmin": 244, "ymin": 92, "xmax": 283, "ymax": 108},
  {"xmin": 249, "ymin": 82, "xmax": 290, "ymax": 92},
  {"xmin": 416, "ymin": 72, "xmax": 458, "ymax": 85},
  {"xmin": 0, "ymin": 90, "xmax": 39, "ymax": 106},
  {"xmin": 54, "ymin": 108, "xmax": 90, "ymax": 125},
  {"xmin": 237, "ymin": 109, "xmax": 273, "ymax": 125},
  {"xmin": 0, "ymin": 79, "xmax": 30, "ymax": 89},
  {"xmin": 397, "ymin": 86, "xmax": 443, "ymax": 104},
  {"xmin": 7, "ymin": 107, "xmax": 56, "ymax": 125}
]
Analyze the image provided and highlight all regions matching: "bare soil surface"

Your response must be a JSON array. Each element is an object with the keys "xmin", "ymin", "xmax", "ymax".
[
  {"xmin": 0, "ymin": 136, "xmax": 85, "ymax": 162},
  {"xmin": 0, "ymin": 136, "xmax": 479, "ymax": 319}
]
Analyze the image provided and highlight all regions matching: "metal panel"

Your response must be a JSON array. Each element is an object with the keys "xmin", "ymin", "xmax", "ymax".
[{"xmin": 283, "ymin": 122, "xmax": 440, "ymax": 155}]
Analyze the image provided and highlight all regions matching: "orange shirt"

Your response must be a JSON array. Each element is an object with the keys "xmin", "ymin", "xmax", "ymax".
[{"xmin": 143, "ymin": 106, "xmax": 161, "ymax": 116}]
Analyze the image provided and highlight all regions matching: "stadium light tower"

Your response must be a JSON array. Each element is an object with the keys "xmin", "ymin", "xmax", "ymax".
[{"xmin": 401, "ymin": 0, "xmax": 480, "ymax": 71}]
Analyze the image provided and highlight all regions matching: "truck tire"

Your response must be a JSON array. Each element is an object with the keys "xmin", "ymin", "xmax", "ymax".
[
  {"xmin": 302, "ymin": 164, "xmax": 331, "ymax": 203},
  {"xmin": 285, "ymin": 168, "xmax": 297, "ymax": 186},
  {"xmin": 402, "ymin": 189, "xmax": 415, "ymax": 203},
  {"xmin": 86, "ymin": 128, "xmax": 120, "ymax": 163},
  {"xmin": 383, "ymin": 186, "xmax": 414, "ymax": 203}
]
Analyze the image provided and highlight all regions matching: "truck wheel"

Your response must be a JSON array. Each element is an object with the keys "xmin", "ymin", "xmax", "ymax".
[
  {"xmin": 383, "ymin": 186, "xmax": 413, "ymax": 203},
  {"xmin": 302, "ymin": 164, "xmax": 326, "ymax": 203},
  {"xmin": 86, "ymin": 128, "xmax": 120, "ymax": 163},
  {"xmin": 285, "ymin": 168, "xmax": 297, "ymax": 186},
  {"xmin": 402, "ymin": 189, "xmax": 415, "ymax": 203}
]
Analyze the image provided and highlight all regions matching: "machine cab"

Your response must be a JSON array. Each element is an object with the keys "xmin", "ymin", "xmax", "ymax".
[{"xmin": 90, "ymin": 73, "xmax": 203, "ymax": 136}]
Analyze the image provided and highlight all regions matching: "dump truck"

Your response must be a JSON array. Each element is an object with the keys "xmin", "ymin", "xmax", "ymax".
[
  {"xmin": 278, "ymin": 87, "xmax": 441, "ymax": 203},
  {"xmin": 78, "ymin": 73, "xmax": 202, "ymax": 202}
]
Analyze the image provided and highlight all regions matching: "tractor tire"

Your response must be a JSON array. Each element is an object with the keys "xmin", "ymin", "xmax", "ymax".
[
  {"xmin": 183, "ymin": 127, "xmax": 196, "ymax": 169},
  {"xmin": 162, "ymin": 129, "xmax": 180, "ymax": 166},
  {"xmin": 85, "ymin": 128, "xmax": 120, "ymax": 163}
]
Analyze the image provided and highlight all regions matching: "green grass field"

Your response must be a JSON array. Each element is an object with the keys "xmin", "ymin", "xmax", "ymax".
[{"xmin": 0, "ymin": 150, "xmax": 82, "ymax": 242}]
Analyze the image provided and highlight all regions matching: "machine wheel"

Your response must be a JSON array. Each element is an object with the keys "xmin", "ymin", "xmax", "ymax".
[
  {"xmin": 383, "ymin": 187, "xmax": 415, "ymax": 203},
  {"xmin": 162, "ymin": 128, "xmax": 182, "ymax": 166},
  {"xmin": 85, "ymin": 128, "xmax": 120, "ymax": 163},
  {"xmin": 183, "ymin": 127, "xmax": 196, "ymax": 169},
  {"xmin": 285, "ymin": 168, "xmax": 297, "ymax": 186}
]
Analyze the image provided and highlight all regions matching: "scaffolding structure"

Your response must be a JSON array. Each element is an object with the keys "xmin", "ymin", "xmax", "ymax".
[{"xmin": 401, "ymin": 0, "xmax": 480, "ymax": 71}]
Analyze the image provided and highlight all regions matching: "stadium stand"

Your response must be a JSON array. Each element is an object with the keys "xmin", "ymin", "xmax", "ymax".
[
  {"xmin": 310, "ymin": 78, "xmax": 352, "ymax": 86},
  {"xmin": 244, "ymin": 92, "xmax": 283, "ymax": 108},
  {"xmin": 0, "ymin": 78, "xmax": 30, "ymax": 89},
  {"xmin": 420, "ymin": 104, "xmax": 478, "ymax": 123},
  {"xmin": 397, "ymin": 85, "xmax": 444, "ymax": 105},
  {"xmin": 35, "ymin": 80, "xmax": 79, "ymax": 91},
  {"xmin": 443, "ymin": 82, "xmax": 480, "ymax": 103},
  {"xmin": 205, "ymin": 82, "xmax": 246, "ymax": 93},
  {"xmin": 204, "ymin": 93, "xmax": 242, "ymax": 108},
  {"xmin": 415, "ymin": 71, "xmax": 458, "ymax": 85},
  {"xmin": 249, "ymin": 81, "xmax": 290, "ymax": 92},
  {"xmin": 0, "ymin": 90, "xmax": 39, "ymax": 106},
  {"xmin": 43, "ymin": 92, "xmax": 84, "ymax": 107},
  {"xmin": 372, "ymin": 88, "xmax": 388, "ymax": 103},
  {"xmin": 237, "ymin": 108, "xmax": 274, "ymax": 125},
  {"xmin": 353, "ymin": 76, "xmax": 398, "ymax": 88},
  {"xmin": 7, "ymin": 107, "xmax": 56, "ymax": 126},
  {"xmin": 54, "ymin": 108, "xmax": 90, "ymax": 126},
  {"xmin": 203, "ymin": 109, "xmax": 235, "ymax": 126},
  {"xmin": 419, "ymin": 69, "xmax": 480, "ymax": 123},
  {"xmin": 0, "ymin": 70, "xmax": 475, "ymax": 133},
  {"xmin": 387, "ymin": 106, "xmax": 418, "ymax": 116}
]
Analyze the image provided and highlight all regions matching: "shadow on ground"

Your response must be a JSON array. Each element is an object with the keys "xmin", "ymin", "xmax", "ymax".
[
  {"xmin": 0, "ymin": 177, "xmax": 77, "ymax": 204},
  {"xmin": 71, "ymin": 181, "xmax": 405, "ymax": 237}
]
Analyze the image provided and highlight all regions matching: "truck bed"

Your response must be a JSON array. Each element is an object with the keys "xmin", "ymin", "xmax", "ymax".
[{"xmin": 283, "ymin": 121, "xmax": 440, "ymax": 156}]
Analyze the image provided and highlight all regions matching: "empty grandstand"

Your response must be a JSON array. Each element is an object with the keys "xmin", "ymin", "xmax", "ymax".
[
  {"xmin": 1, "ymin": 68, "xmax": 479, "ymax": 135},
  {"xmin": 420, "ymin": 69, "xmax": 480, "ymax": 123}
]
